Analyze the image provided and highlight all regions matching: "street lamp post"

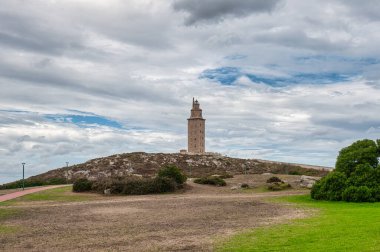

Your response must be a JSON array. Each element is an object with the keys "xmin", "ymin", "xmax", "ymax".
[
  {"xmin": 66, "ymin": 162, "xmax": 69, "ymax": 167},
  {"xmin": 22, "ymin": 162, "xmax": 25, "ymax": 191}
]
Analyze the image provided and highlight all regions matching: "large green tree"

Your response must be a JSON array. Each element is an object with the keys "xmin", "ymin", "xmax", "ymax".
[
  {"xmin": 312, "ymin": 139, "xmax": 380, "ymax": 202},
  {"xmin": 335, "ymin": 139, "xmax": 379, "ymax": 176}
]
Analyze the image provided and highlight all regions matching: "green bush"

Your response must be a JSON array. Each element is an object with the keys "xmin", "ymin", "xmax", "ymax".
[
  {"xmin": 342, "ymin": 186, "xmax": 373, "ymax": 202},
  {"xmin": 311, "ymin": 172, "xmax": 347, "ymax": 201},
  {"xmin": 194, "ymin": 177, "xmax": 227, "ymax": 186},
  {"xmin": 149, "ymin": 177, "xmax": 177, "ymax": 193},
  {"xmin": 267, "ymin": 182, "xmax": 291, "ymax": 191},
  {"xmin": 157, "ymin": 165, "xmax": 187, "ymax": 185},
  {"xmin": 289, "ymin": 171, "xmax": 301, "ymax": 175},
  {"xmin": 241, "ymin": 183, "xmax": 250, "ymax": 189},
  {"xmin": 311, "ymin": 138, "xmax": 380, "ymax": 202},
  {"xmin": 370, "ymin": 186, "xmax": 380, "ymax": 201},
  {"xmin": 90, "ymin": 176, "xmax": 177, "ymax": 195},
  {"xmin": 266, "ymin": 176, "xmax": 283, "ymax": 183},
  {"xmin": 73, "ymin": 178, "xmax": 93, "ymax": 192}
]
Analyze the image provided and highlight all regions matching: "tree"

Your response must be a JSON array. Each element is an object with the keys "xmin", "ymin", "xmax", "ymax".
[
  {"xmin": 311, "ymin": 139, "xmax": 380, "ymax": 202},
  {"xmin": 335, "ymin": 139, "xmax": 379, "ymax": 177}
]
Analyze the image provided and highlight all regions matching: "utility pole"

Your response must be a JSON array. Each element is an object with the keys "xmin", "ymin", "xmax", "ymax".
[{"xmin": 22, "ymin": 162, "xmax": 25, "ymax": 191}]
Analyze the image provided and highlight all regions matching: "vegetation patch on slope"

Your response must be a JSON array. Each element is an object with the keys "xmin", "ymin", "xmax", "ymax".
[{"xmin": 73, "ymin": 165, "xmax": 186, "ymax": 195}]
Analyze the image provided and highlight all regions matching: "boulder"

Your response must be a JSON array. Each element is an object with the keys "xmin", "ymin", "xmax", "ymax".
[{"xmin": 300, "ymin": 175, "xmax": 321, "ymax": 188}]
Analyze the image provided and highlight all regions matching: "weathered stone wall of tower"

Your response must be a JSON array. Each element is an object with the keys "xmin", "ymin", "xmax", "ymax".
[{"xmin": 188, "ymin": 99, "xmax": 205, "ymax": 154}]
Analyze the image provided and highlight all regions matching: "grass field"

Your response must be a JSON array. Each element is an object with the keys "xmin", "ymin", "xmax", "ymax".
[
  {"xmin": 0, "ymin": 186, "xmax": 98, "ymax": 206},
  {"xmin": 217, "ymin": 195, "xmax": 380, "ymax": 251},
  {"xmin": 0, "ymin": 208, "xmax": 21, "ymax": 234}
]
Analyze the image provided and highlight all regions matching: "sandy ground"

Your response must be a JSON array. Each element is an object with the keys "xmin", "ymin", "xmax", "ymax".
[{"xmin": 0, "ymin": 175, "xmax": 311, "ymax": 251}]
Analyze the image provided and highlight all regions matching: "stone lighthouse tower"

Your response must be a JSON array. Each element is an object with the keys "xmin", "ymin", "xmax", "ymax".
[{"xmin": 188, "ymin": 98, "xmax": 205, "ymax": 154}]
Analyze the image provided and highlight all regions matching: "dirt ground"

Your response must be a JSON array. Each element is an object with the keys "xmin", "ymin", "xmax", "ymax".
[
  {"xmin": 0, "ymin": 175, "xmax": 311, "ymax": 251},
  {"xmin": 0, "ymin": 188, "xmax": 23, "ymax": 196}
]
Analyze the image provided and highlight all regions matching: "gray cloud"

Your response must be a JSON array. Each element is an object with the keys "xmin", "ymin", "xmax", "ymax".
[
  {"xmin": 339, "ymin": 0, "xmax": 380, "ymax": 21},
  {"xmin": 1, "ymin": 0, "xmax": 380, "ymax": 183},
  {"xmin": 172, "ymin": 0, "xmax": 282, "ymax": 25}
]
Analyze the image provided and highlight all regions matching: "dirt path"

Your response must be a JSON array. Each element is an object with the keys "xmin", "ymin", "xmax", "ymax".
[{"xmin": 0, "ymin": 185, "xmax": 70, "ymax": 202}]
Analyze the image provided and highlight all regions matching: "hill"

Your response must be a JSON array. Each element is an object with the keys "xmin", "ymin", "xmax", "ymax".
[{"xmin": 27, "ymin": 152, "xmax": 330, "ymax": 183}]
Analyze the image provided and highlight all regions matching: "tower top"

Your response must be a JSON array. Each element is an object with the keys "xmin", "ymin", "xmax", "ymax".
[{"xmin": 192, "ymin": 97, "xmax": 200, "ymax": 110}]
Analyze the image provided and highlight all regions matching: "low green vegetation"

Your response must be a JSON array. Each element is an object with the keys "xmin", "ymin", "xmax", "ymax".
[
  {"xmin": 0, "ymin": 177, "xmax": 68, "ymax": 190},
  {"xmin": 0, "ymin": 208, "xmax": 21, "ymax": 234},
  {"xmin": 193, "ymin": 176, "xmax": 227, "ymax": 186},
  {"xmin": 219, "ymin": 173, "xmax": 234, "ymax": 179},
  {"xmin": 72, "ymin": 178, "xmax": 93, "ymax": 192},
  {"xmin": 73, "ymin": 165, "xmax": 187, "ymax": 195},
  {"xmin": 312, "ymin": 139, "xmax": 380, "ymax": 202},
  {"xmin": 217, "ymin": 195, "xmax": 380, "ymax": 251},
  {"xmin": 0, "ymin": 186, "xmax": 94, "ymax": 206},
  {"xmin": 265, "ymin": 176, "xmax": 292, "ymax": 191},
  {"xmin": 157, "ymin": 164, "xmax": 187, "ymax": 184}
]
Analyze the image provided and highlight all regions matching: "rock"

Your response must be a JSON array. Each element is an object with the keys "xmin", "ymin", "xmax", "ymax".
[
  {"xmin": 28, "ymin": 152, "xmax": 330, "ymax": 183},
  {"xmin": 230, "ymin": 186, "xmax": 239, "ymax": 190},
  {"xmin": 104, "ymin": 189, "xmax": 111, "ymax": 195},
  {"xmin": 300, "ymin": 175, "xmax": 321, "ymax": 188}
]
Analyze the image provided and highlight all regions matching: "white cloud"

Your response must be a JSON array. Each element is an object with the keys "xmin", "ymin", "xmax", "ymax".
[{"xmin": 1, "ymin": 0, "xmax": 380, "ymax": 183}]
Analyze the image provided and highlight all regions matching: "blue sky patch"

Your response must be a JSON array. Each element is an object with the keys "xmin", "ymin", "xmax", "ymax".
[
  {"xmin": 200, "ymin": 66, "xmax": 354, "ymax": 86},
  {"xmin": 199, "ymin": 67, "xmax": 242, "ymax": 85},
  {"xmin": 45, "ymin": 114, "xmax": 123, "ymax": 129}
]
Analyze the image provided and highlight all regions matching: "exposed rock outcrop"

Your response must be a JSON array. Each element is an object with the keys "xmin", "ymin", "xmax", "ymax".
[
  {"xmin": 29, "ymin": 152, "xmax": 331, "ymax": 182},
  {"xmin": 300, "ymin": 175, "xmax": 321, "ymax": 188}
]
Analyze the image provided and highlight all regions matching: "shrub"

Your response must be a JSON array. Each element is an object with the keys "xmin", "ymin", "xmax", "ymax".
[
  {"xmin": 289, "ymin": 171, "xmax": 301, "ymax": 175},
  {"xmin": 346, "ymin": 164, "xmax": 376, "ymax": 188},
  {"xmin": 73, "ymin": 178, "xmax": 93, "ymax": 192},
  {"xmin": 157, "ymin": 165, "xmax": 187, "ymax": 185},
  {"xmin": 241, "ymin": 183, "xmax": 250, "ymax": 189},
  {"xmin": 219, "ymin": 173, "xmax": 234, "ymax": 179},
  {"xmin": 371, "ymin": 186, "xmax": 380, "ymax": 201},
  {"xmin": 194, "ymin": 177, "xmax": 226, "ymax": 186},
  {"xmin": 266, "ymin": 176, "xmax": 283, "ymax": 183},
  {"xmin": 91, "ymin": 178, "xmax": 111, "ymax": 193},
  {"xmin": 90, "ymin": 176, "xmax": 178, "ymax": 195},
  {"xmin": 311, "ymin": 172, "xmax": 347, "ymax": 201},
  {"xmin": 310, "ymin": 181, "xmax": 324, "ymax": 200},
  {"xmin": 267, "ymin": 182, "xmax": 291, "ymax": 191},
  {"xmin": 342, "ymin": 186, "xmax": 373, "ymax": 202},
  {"xmin": 149, "ymin": 177, "xmax": 177, "ymax": 193}
]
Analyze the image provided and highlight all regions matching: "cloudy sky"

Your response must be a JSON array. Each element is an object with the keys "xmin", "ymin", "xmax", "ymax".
[{"xmin": 1, "ymin": 0, "xmax": 380, "ymax": 183}]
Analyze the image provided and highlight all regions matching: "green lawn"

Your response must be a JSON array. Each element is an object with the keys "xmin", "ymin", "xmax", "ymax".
[
  {"xmin": 0, "ymin": 186, "xmax": 99, "ymax": 206},
  {"xmin": 217, "ymin": 195, "xmax": 380, "ymax": 251}
]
